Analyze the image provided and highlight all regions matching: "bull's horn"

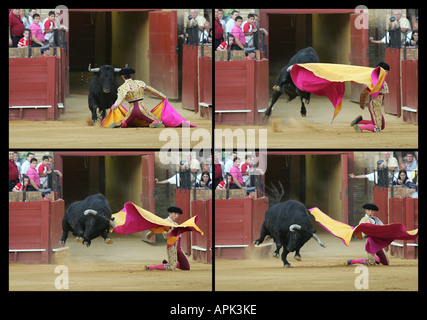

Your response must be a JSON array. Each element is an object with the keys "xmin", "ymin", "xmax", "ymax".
[
  {"xmin": 109, "ymin": 219, "xmax": 116, "ymax": 229},
  {"xmin": 312, "ymin": 233, "xmax": 326, "ymax": 247},
  {"xmin": 287, "ymin": 65, "xmax": 294, "ymax": 72},
  {"xmin": 88, "ymin": 64, "xmax": 100, "ymax": 72},
  {"xmin": 114, "ymin": 68, "xmax": 121, "ymax": 72},
  {"xmin": 84, "ymin": 209, "xmax": 97, "ymax": 216},
  {"xmin": 289, "ymin": 224, "xmax": 302, "ymax": 232}
]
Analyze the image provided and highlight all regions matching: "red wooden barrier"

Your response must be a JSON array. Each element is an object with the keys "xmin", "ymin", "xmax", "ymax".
[
  {"xmin": 401, "ymin": 59, "xmax": 418, "ymax": 124},
  {"xmin": 388, "ymin": 197, "xmax": 418, "ymax": 259},
  {"xmin": 9, "ymin": 199, "xmax": 65, "ymax": 264},
  {"xmin": 174, "ymin": 189, "xmax": 191, "ymax": 255},
  {"xmin": 215, "ymin": 197, "xmax": 268, "ymax": 259},
  {"xmin": 199, "ymin": 55, "xmax": 212, "ymax": 119},
  {"xmin": 215, "ymin": 59, "xmax": 269, "ymax": 125},
  {"xmin": 191, "ymin": 199, "xmax": 212, "ymax": 264},
  {"xmin": 383, "ymin": 48, "xmax": 401, "ymax": 117},
  {"xmin": 182, "ymin": 45, "xmax": 198, "ymax": 112},
  {"xmin": 9, "ymin": 56, "xmax": 61, "ymax": 121},
  {"xmin": 373, "ymin": 186, "xmax": 389, "ymax": 224}
]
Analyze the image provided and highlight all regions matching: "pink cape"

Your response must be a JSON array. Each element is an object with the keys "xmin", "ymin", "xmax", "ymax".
[{"xmin": 290, "ymin": 64, "xmax": 386, "ymax": 122}]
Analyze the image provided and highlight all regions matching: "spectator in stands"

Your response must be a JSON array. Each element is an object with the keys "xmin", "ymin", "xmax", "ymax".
[
  {"xmin": 155, "ymin": 161, "xmax": 189, "ymax": 188},
  {"xmin": 225, "ymin": 10, "xmax": 239, "ymax": 35},
  {"xmin": 20, "ymin": 9, "xmax": 30, "ymax": 29},
  {"xmin": 214, "ymin": 9, "xmax": 224, "ymax": 50},
  {"xmin": 242, "ymin": 14, "xmax": 257, "ymax": 48},
  {"xmin": 217, "ymin": 34, "xmax": 239, "ymax": 51},
  {"xmin": 216, "ymin": 173, "xmax": 232, "ymax": 190},
  {"xmin": 231, "ymin": 16, "xmax": 246, "ymax": 50},
  {"xmin": 9, "ymin": 151, "xmax": 20, "ymax": 191},
  {"xmin": 43, "ymin": 11, "xmax": 56, "ymax": 44},
  {"xmin": 223, "ymin": 151, "xmax": 237, "ymax": 174},
  {"xmin": 12, "ymin": 175, "xmax": 30, "ymax": 192},
  {"xmin": 230, "ymin": 157, "xmax": 244, "ymax": 189},
  {"xmin": 18, "ymin": 29, "xmax": 31, "ymax": 47},
  {"xmin": 404, "ymin": 152, "xmax": 417, "ymax": 178},
  {"xmin": 240, "ymin": 154, "xmax": 254, "ymax": 186},
  {"xmin": 199, "ymin": 21, "xmax": 212, "ymax": 44},
  {"xmin": 244, "ymin": 47, "xmax": 256, "ymax": 60},
  {"xmin": 20, "ymin": 152, "xmax": 35, "ymax": 176},
  {"xmin": 26, "ymin": 158, "xmax": 41, "ymax": 191},
  {"xmin": 196, "ymin": 171, "xmax": 212, "ymax": 189},
  {"xmin": 30, "ymin": 14, "xmax": 45, "ymax": 47},
  {"xmin": 409, "ymin": 30, "xmax": 418, "ymax": 47},
  {"xmin": 9, "ymin": 9, "xmax": 24, "ymax": 47},
  {"xmin": 245, "ymin": 186, "xmax": 256, "ymax": 199},
  {"xmin": 37, "ymin": 156, "xmax": 52, "ymax": 189},
  {"xmin": 392, "ymin": 169, "xmax": 411, "ymax": 187}
]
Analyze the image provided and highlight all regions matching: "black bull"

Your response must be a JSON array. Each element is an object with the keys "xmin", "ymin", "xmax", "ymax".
[
  {"xmin": 264, "ymin": 47, "xmax": 320, "ymax": 118},
  {"xmin": 60, "ymin": 194, "xmax": 116, "ymax": 247},
  {"xmin": 254, "ymin": 200, "xmax": 325, "ymax": 267},
  {"xmin": 88, "ymin": 64, "xmax": 121, "ymax": 123}
]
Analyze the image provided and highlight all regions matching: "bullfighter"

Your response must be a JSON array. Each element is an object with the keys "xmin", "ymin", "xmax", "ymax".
[
  {"xmin": 109, "ymin": 67, "xmax": 165, "ymax": 128},
  {"xmin": 351, "ymin": 62, "xmax": 390, "ymax": 133}
]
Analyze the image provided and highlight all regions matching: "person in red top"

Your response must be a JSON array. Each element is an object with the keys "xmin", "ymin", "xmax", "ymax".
[
  {"xmin": 214, "ymin": 9, "xmax": 224, "ymax": 50},
  {"xmin": 9, "ymin": 151, "xmax": 20, "ymax": 191},
  {"xmin": 9, "ymin": 9, "xmax": 24, "ymax": 47},
  {"xmin": 18, "ymin": 29, "xmax": 31, "ymax": 47}
]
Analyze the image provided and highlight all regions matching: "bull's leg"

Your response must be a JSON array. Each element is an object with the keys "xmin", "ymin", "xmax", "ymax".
[
  {"xmin": 264, "ymin": 90, "xmax": 283, "ymax": 118},
  {"xmin": 294, "ymin": 248, "xmax": 302, "ymax": 261},
  {"xmin": 82, "ymin": 239, "xmax": 91, "ymax": 247},
  {"xmin": 74, "ymin": 223, "xmax": 85, "ymax": 243},
  {"xmin": 60, "ymin": 218, "xmax": 71, "ymax": 245},
  {"xmin": 281, "ymin": 248, "xmax": 291, "ymax": 267},
  {"xmin": 300, "ymin": 98, "xmax": 307, "ymax": 117},
  {"xmin": 254, "ymin": 222, "xmax": 269, "ymax": 246},
  {"xmin": 91, "ymin": 106, "xmax": 98, "ymax": 123},
  {"xmin": 101, "ymin": 229, "xmax": 113, "ymax": 244},
  {"xmin": 273, "ymin": 242, "xmax": 282, "ymax": 258}
]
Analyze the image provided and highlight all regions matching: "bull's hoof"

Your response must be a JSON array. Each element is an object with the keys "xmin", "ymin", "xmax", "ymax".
[
  {"xmin": 294, "ymin": 255, "xmax": 302, "ymax": 261},
  {"xmin": 273, "ymin": 252, "xmax": 279, "ymax": 259},
  {"xmin": 105, "ymin": 238, "xmax": 113, "ymax": 244},
  {"xmin": 59, "ymin": 240, "xmax": 66, "ymax": 245},
  {"xmin": 300, "ymin": 113, "xmax": 306, "ymax": 117},
  {"xmin": 75, "ymin": 237, "xmax": 83, "ymax": 243},
  {"xmin": 83, "ymin": 240, "xmax": 91, "ymax": 247},
  {"xmin": 284, "ymin": 264, "xmax": 291, "ymax": 268}
]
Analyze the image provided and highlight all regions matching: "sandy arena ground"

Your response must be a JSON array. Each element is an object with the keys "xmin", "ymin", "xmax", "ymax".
[
  {"xmin": 215, "ymin": 233, "xmax": 418, "ymax": 291},
  {"xmin": 215, "ymin": 96, "xmax": 418, "ymax": 149},
  {"xmin": 9, "ymin": 71, "xmax": 212, "ymax": 149},
  {"xmin": 9, "ymin": 233, "xmax": 212, "ymax": 291}
]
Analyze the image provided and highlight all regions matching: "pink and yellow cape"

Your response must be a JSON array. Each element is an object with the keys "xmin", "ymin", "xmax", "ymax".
[
  {"xmin": 290, "ymin": 63, "xmax": 387, "ymax": 122},
  {"xmin": 111, "ymin": 202, "xmax": 203, "ymax": 248},
  {"xmin": 100, "ymin": 99, "xmax": 196, "ymax": 128},
  {"xmin": 309, "ymin": 207, "xmax": 418, "ymax": 254}
]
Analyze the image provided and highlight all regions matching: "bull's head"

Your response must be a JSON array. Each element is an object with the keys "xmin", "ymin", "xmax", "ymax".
[
  {"xmin": 83, "ymin": 209, "xmax": 115, "ymax": 244},
  {"xmin": 88, "ymin": 64, "xmax": 121, "ymax": 94},
  {"xmin": 288, "ymin": 224, "xmax": 325, "ymax": 252}
]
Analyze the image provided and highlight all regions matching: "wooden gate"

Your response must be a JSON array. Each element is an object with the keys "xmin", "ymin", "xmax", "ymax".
[
  {"xmin": 149, "ymin": 11, "xmax": 179, "ymax": 99},
  {"xmin": 401, "ymin": 59, "xmax": 418, "ymax": 124},
  {"xmin": 384, "ymin": 48, "xmax": 401, "ymax": 116},
  {"xmin": 182, "ymin": 45, "xmax": 198, "ymax": 111}
]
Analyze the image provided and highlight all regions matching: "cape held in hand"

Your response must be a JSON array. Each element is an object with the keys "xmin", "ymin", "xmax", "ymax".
[
  {"xmin": 309, "ymin": 207, "xmax": 418, "ymax": 254},
  {"xmin": 111, "ymin": 202, "xmax": 203, "ymax": 247}
]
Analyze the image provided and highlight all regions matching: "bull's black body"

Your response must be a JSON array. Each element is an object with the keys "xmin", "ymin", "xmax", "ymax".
[
  {"xmin": 60, "ymin": 193, "xmax": 114, "ymax": 247},
  {"xmin": 88, "ymin": 65, "xmax": 120, "ymax": 122},
  {"xmin": 254, "ymin": 200, "xmax": 324, "ymax": 267},
  {"xmin": 264, "ymin": 47, "xmax": 320, "ymax": 118}
]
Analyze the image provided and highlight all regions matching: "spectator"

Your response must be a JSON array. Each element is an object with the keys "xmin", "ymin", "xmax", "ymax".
[
  {"xmin": 30, "ymin": 14, "xmax": 45, "ymax": 47},
  {"xmin": 217, "ymin": 34, "xmax": 239, "ymax": 51},
  {"xmin": 37, "ymin": 156, "xmax": 52, "ymax": 189},
  {"xmin": 13, "ymin": 175, "xmax": 30, "ymax": 192},
  {"xmin": 225, "ymin": 10, "xmax": 239, "ymax": 35},
  {"xmin": 27, "ymin": 9, "xmax": 39, "ymax": 28},
  {"xmin": 230, "ymin": 157, "xmax": 244, "ymax": 189},
  {"xmin": 245, "ymin": 186, "xmax": 256, "ymax": 199},
  {"xmin": 155, "ymin": 161, "xmax": 190, "ymax": 188},
  {"xmin": 213, "ymin": 151, "xmax": 224, "ymax": 189},
  {"xmin": 221, "ymin": 9, "xmax": 234, "ymax": 24},
  {"xmin": 9, "ymin": 9, "xmax": 24, "ymax": 47},
  {"xmin": 223, "ymin": 151, "xmax": 236, "ymax": 174},
  {"xmin": 392, "ymin": 169, "xmax": 411, "ymax": 187},
  {"xmin": 196, "ymin": 171, "xmax": 212, "ymax": 189},
  {"xmin": 20, "ymin": 152, "xmax": 35, "ymax": 176},
  {"xmin": 214, "ymin": 9, "xmax": 224, "ymax": 49},
  {"xmin": 409, "ymin": 30, "xmax": 418, "ymax": 47},
  {"xmin": 18, "ymin": 29, "xmax": 31, "ymax": 47},
  {"xmin": 42, "ymin": 11, "xmax": 56, "ymax": 44},
  {"xmin": 404, "ymin": 152, "xmax": 417, "ymax": 178},
  {"xmin": 390, "ymin": 10, "xmax": 410, "ymax": 38},
  {"xmin": 240, "ymin": 154, "xmax": 254, "ymax": 186},
  {"xmin": 231, "ymin": 16, "xmax": 245, "ymax": 50},
  {"xmin": 216, "ymin": 173, "xmax": 233, "ymax": 190},
  {"xmin": 20, "ymin": 9, "xmax": 30, "ymax": 29},
  {"xmin": 26, "ymin": 158, "xmax": 41, "ymax": 191},
  {"xmin": 244, "ymin": 47, "xmax": 256, "ymax": 60},
  {"xmin": 242, "ymin": 14, "xmax": 257, "ymax": 48},
  {"xmin": 199, "ymin": 21, "xmax": 212, "ymax": 44},
  {"xmin": 9, "ymin": 151, "xmax": 20, "ymax": 191}
]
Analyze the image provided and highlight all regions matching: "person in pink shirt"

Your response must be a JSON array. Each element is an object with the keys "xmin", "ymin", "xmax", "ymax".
[
  {"xmin": 230, "ymin": 157, "xmax": 244, "ymax": 189},
  {"xmin": 231, "ymin": 15, "xmax": 245, "ymax": 50},
  {"xmin": 30, "ymin": 14, "xmax": 45, "ymax": 47},
  {"xmin": 26, "ymin": 158, "xmax": 41, "ymax": 191}
]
